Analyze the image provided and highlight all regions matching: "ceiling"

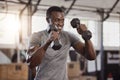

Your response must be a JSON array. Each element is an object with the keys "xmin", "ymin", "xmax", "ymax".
[{"xmin": 0, "ymin": 0, "xmax": 120, "ymax": 21}]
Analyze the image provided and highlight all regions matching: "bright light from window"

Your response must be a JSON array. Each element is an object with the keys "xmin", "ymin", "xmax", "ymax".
[
  {"xmin": 5, "ymin": 15, "xmax": 20, "ymax": 33},
  {"xmin": 103, "ymin": 21, "xmax": 120, "ymax": 47},
  {"xmin": 0, "ymin": 14, "xmax": 20, "ymax": 44}
]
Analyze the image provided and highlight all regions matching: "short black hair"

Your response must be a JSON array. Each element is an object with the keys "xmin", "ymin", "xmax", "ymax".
[{"xmin": 46, "ymin": 6, "xmax": 64, "ymax": 18}]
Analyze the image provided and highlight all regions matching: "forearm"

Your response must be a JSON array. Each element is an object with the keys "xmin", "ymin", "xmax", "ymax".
[
  {"xmin": 84, "ymin": 40, "xmax": 96, "ymax": 60},
  {"xmin": 28, "ymin": 39, "xmax": 52, "ymax": 69},
  {"xmin": 80, "ymin": 29, "xmax": 96, "ymax": 60}
]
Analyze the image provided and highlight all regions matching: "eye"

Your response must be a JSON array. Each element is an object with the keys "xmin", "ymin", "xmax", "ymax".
[
  {"xmin": 54, "ymin": 18, "xmax": 59, "ymax": 22},
  {"xmin": 55, "ymin": 19, "xmax": 64, "ymax": 23}
]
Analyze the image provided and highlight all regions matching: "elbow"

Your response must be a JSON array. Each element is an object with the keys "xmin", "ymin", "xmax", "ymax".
[
  {"xmin": 29, "ymin": 60, "xmax": 40, "ymax": 69},
  {"xmin": 27, "ymin": 58, "xmax": 36, "ymax": 69},
  {"xmin": 88, "ymin": 56, "xmax": 96, "ymax": 60},
  {"xmin": 29, "ymin": 63, "xmax": 36, "ymax": 69},
  {"xmin": 87, "ymin": 53, "xmax": 96, "ymax": 60},
  {"xmin": 29, "ymin": 59, "xmax": 42, "ymax": 69}
]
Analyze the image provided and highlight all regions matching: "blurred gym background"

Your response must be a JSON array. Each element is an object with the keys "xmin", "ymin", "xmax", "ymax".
[{"xmin": 0, "ymin": 0, "xmax": 120, "ymax": 80}]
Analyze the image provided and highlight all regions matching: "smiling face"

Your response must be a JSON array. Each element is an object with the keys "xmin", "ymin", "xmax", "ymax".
[
  {"xmin": 49, "ymin": 11, "xmax": 64, "ymax": 32},
  {"xmin": 47, "ymin": 11, "xmax": 64, "ymax": 32}
]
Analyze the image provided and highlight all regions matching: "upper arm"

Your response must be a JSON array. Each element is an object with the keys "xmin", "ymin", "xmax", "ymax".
[
  {"xmin": 67, "ymin": 32, "xmax": 80, "ymax": 46},
  {"xmin": 73, "ymin": 40, "xmax": 96, "ymax": 60},
  {"xmin": 67, "ymin": 32, "xmax": 85, "ymax": 56},
  {"xmin": 72, "ymin": 41, "xmax": 85, "ymax": 56}
]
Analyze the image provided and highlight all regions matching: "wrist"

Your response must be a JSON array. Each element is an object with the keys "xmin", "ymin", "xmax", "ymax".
[{"xmin": 46, "ymin": 39, "xmax": 52, "ymax": 45}]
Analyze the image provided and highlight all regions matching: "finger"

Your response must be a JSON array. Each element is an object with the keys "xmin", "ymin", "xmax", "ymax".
[
  {"xmin": 80, "ymin": 24, "xmax": 87, "ymax": 30},
  {"xmin": 77, "ymin": 28, "xmax": 82, "ymax": 34}
]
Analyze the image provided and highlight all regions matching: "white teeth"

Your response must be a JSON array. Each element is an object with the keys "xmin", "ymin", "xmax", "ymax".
[
  {"xmin": 55, "ymin": 25, "xmax": 62, "ymax": 30},
  {"xmin": 58, "ymin": 27, "xmax": 62, "ymax": 29}
]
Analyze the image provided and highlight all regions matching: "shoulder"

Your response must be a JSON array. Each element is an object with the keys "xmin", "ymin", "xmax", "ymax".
[
  {"xmin": 31, "ymin": 30, "xmax": 46, "ymax": 38},
  {"xmin": 61, "ymin": 31, "xmax": 77, "ymax": 38},
  {"xmin": 61, "ymin": 31, "xmax": 80, "ymax": 45},
  {"xmin": 61, "ymin": 31, "xmax": 73, "ymax": 36},
  {"xmin": 28, "ymin": 30, "xmax": 47, "ymax": 47}
]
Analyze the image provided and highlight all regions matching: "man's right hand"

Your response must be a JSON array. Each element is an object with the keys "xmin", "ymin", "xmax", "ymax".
[{"xmin": 49, "ymin": 31, "xmax": 60, "ymax": 41}]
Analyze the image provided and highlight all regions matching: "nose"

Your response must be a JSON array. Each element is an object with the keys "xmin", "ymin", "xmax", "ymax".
[
  {"xmin": 59, "ymin": 22, "xmax": 63, "ymax": 27},
  {"xmin": 57, "ymin": 20, "xmax": 64, "ymax": 28}
]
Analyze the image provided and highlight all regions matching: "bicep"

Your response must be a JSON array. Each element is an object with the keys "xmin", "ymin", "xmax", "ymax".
[
  {"xmin": 72, "ymin": 41, "xmax": 85, "ymax": 56},
  {"xmin": 67, "ymin": 32, "xmax": 85, "ymax": 55}
]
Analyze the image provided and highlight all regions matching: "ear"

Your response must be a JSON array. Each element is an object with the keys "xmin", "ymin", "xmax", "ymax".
[
  {"xmin": 46, "ymin": 18, "xmax": 52, "ymax": 25},
  {"xmin": 46, "ymin": 18, "xmax": 49, "ymax": 23}
]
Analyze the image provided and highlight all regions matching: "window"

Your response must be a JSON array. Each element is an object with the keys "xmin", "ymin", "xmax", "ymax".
[
  {"xmin": 32, "ymin": 16, "xmax": 47, "ymax": 33},
  {"xmin": 0, "ymin": 13, "xmax": 20, "ymax": 45},
  {"xmin": 103, "ymin": 21, "xmax": 120, "ymax": 47}
]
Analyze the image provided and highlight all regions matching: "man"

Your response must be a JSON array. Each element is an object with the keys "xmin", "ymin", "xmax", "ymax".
[{"xmin": 27, "ymin": 6, "xmax": 96, "ymax": 80}]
